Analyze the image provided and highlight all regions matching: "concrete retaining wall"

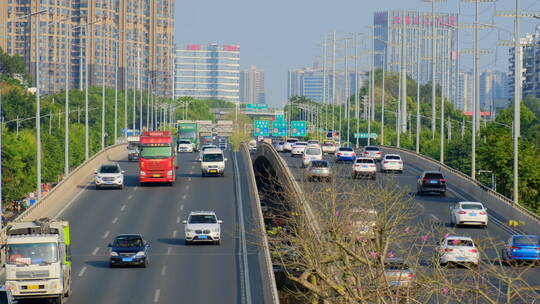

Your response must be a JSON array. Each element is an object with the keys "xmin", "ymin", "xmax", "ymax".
[{"xmin": 15, "ymin": 143, "xmax": 128, "ymax": 222}]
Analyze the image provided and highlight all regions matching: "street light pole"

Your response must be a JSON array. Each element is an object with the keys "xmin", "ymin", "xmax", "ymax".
[
  {"xmin": 472, "ymin": 0, "xmax": 479, "ymax": 179},
  {"xmin": 65, "ymin": 22, "xmax": 71, "ymax": 176},
  {"xmin": 101, "ymin": 23, "xmax": 106, "ymax": 151},
  {"xmin": 114, "ymin": 39, "xmax": 118, "ymax": 144},
  {"xmin": 36, "ymin": 14, "xmax": 42, "ymax": 200},
  {"xmin": 513, "ymin": 0, "xmax": 521, "ymax": 203}
]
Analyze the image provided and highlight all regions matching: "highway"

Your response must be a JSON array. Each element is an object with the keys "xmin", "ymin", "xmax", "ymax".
[
  {"xmin": 32, "ymin": 150, "xmax": 269, "ymax": 303},
  {"xmin": 277, "ymin": 148, "xmax": 540, "ymax": 288}
]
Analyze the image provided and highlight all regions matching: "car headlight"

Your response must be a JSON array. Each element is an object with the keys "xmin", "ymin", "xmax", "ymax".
[
  {"xmin": 48, "ymin": 280, "xmax": 60, "ymax": 290},
  {"xmin": 167, "ymin": 170, "xmax": 173, "ymax": 176},
  {"xmin": 186, "ymin": 229, "xmax": 193, "ymax": 233},
  {"xmin": 140, "ymin": 171, "xmax": 146, "ymax": 176},
  {"xmin": 110, "ymin": 252, "xmax": 118, "ymax": 256},
  {"xmin": 135, "ymin": 251, "xmax": 145, "ymax": 257}
]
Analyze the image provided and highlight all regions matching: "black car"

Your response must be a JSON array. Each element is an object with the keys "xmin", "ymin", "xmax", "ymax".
[
  {"xmin": 417, "ymin": 171, "xmax": 446, "ymax": 196},
  {"xmin": 108, "ymin": 234, "xmax": 149, "ymax": 268}
]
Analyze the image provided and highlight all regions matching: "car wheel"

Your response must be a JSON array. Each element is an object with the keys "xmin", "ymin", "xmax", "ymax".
[
  {"xmin": 417, "ymin": 190, "xmax": 423, "ymax": 196},
  {"xmin": 202, "ymin": 172, "xmax": 206, "ymax": 177},
  {"xmin": 326, "ymin": 177, "xmax": 332, "ymax": 183},
  {"xmin": 440, "ymin": 262, "xmax": 448, "ymax": 267},
  {"xmin": 372, "ymin": 175, "xmax": 376, "ymax": 180},
  {"xmin": 185, "ymin": 240, "xmax": 191, "ymax": 246},
  {"xmin": 214, "ymin": 240, "xmax": 221, "ymax": 245},
  {"xmin": 118, "ymin": 185, "xmax": 124, "ymax": 190},
  {"xmin": 440, "ymin": 191, "xmax": 446, "ymax": 197},
  {"xmin": 109, "ymin": 262, "xmax": 115, "ymax": 268},
  {"xmin": 142, "ymin": 259, "xmax": 148, "ymax": 268}
]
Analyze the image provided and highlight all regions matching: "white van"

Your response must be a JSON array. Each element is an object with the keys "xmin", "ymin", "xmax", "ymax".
[{"xmin": 201, "ymin": 148, "xmax": 227, "ymax": 177}]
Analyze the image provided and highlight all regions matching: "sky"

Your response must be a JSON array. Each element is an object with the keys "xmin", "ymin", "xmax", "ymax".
[{"xmin": 174, "ymin": 0, "xmax": 540, "ymax": 108}]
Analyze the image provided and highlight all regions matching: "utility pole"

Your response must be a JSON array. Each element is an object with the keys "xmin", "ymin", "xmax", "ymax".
[
  {"xmin": 431, "ymin": 1, "xmax": 437, "ymax": 140},
  {"xmin": 114, "ymin": 39, "xmax": 118, "ymax": 144},
  {"xmin": 472, "ymin": 0, "xmax": 479, "ymax": 179},
  {"xmin": 440, "ymin": 27, "xmax": 448, "ymax": 163},
  {"xmin": 139, "ymin": 50, "xmax": 143, "ymax": 131},
  {"xmin": 513, "ymin": 0, "xmax": 522, "ymax": 204},
  {"xmin": 65, "ymin": 22, "xmax": 71, "ymax": 176},
  {"xmin": 381, "ymin": 47, "xmax": 386, "ymax": 146},
  {"xmin": 322, "ymin": 33, "xmax": 328, "ymax": 138},
  {"xmin": 36, "ymin": 14, "xmax": 43, "ymax": 200},
  {"xmin": 344, "ymin": 38, "xmax": 350, "ymax": 144},
  {"xmin": 101, "ymin": 23, "xmax": 106, "ymax": 150},
  {"xmin": 368, "ymin": 26, "xmax": 375, "ymax": 146},
  {"xmin": 354, "ymin": 33, "xmax": 360, "ymax": 148},
  {"xmin": 332, "ymin": 31, "xmax": 336, "ymax": 135},
  {"xmin": 84, "ymin": 23, "xmax": 90, "ymax": 160},
  {"xmin": 400, "ymin": 11, "xmax": 408, "ymax": 134},
  {"xmin": 416, "ymin": 38, "xmax": 421, "ymax": 154},
  {"xmin": 124, "ymin": 31, "xmax": 128, "ymax": 137}
]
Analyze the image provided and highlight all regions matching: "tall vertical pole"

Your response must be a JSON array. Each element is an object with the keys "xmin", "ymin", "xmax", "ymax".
[
  {"xmin": 400, "ymin": 12, "xmax": 408, "ymax": 134},
  {"xmin": 322, "ymin": 34, "xmax": 328, "ymax": 138},
  {"xmin": 65, "ymin": 23, "xmax": 71, "ymax": 176},
  {"xmin": 84, "ymin": 23, "xmax": 89, "ymax": 160},
  {"xmin": 381, "ymin": 47, "xmax": 386, "ymax": 145},
  {"xmin": 332, "ymin": 31, "xmax": 336, "ymax": 134},
  {"xmin": 440, "ymin": 27, "xmax": 448, "ymax": 163},
  {"xmin": 124, "ymin": 32, "xmax": 128, "ymax": 137},
  {"xmin": 368, "ymin": 27, "xmax": 375, "ymax": 146},
  {"xmin": 101, "ymin": 24, "xmax": 106, "ymax": 150},
  {"xmin": 354, "ymin": 33, "xmax": 359, "ymax": 148},
  {"xmin": 513, "ymin": 0, "xmax": 521, "ymax": 203},
  {"xmin": 147, "ymin": 78, "xmax": 150, "ymax": 130},
  {"xmin": 416, "ymin": 33, "xmax": 421, "ymax": 153},
  {"xmin": 472, "ymin": 1, "xmax": 479, "ymax": 179},
  {"xmin": 345, "ymin": 38, "xmax": 350, "ymax": 144},
  {"xmin": 114, "ymin": 40, "xmax": 118, "ymax": 144},
  {"xmin": 431, "ymin": 2, "xmax": 437, "ymax": 139},
  {"xmin": 36, "ymin": 15, "xmax": 42, "ymax": 200},
  {"xmin": 139, "ymin": 49, "xmax": 143, "ymax": 131}
]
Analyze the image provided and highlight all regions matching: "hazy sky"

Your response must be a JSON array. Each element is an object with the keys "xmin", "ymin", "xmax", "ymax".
[{"xmin": 174, "ymin": 0, "xmax": 540, "ymax": 107}]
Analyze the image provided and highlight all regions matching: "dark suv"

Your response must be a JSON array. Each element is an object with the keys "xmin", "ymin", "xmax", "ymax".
[
  {"xmin": 417, "ymin": 171, "xmax": 447, "ymax": 196},
  {"xmin": 109, "ymin": 234, "xmax": 149, "ymax": 268}
]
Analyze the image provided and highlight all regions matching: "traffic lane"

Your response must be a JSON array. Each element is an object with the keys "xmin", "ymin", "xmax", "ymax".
[
  {"xmin": 157, "ymin": 150, "xmax": 240, "ymax": 304},
  {"xmin": 66, "ymin": 157, "xmax": 188, "ymax": 303},
  {"xmin": 290, "ymin": 152, "xmax": 540, "ymax": 286}
]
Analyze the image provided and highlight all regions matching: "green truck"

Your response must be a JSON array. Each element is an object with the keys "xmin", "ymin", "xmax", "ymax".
[{"xmin": 177, "ymin": 122, "xmax": 199, "ymax": 152}]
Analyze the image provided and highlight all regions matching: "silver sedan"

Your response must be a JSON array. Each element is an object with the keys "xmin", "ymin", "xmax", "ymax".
[{"xmin": 304, "ymin": 160, "xmax": 332, "ymax": 182}]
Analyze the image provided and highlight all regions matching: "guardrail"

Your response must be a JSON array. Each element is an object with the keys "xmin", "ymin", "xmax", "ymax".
[
  {"xmin": 15, "ymin": 143, "xmax": 128, "ymax": 222},
  {"xmin": 239, "ymin": 143, "xmax": 280, "ymax": 304},
  {"xmin": 254, "ymin": 142, "xmax": 321, "ymax": 236}
]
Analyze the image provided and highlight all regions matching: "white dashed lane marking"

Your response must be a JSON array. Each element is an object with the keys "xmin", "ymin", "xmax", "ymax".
[
  {"xmin": 153, "ymin": 289, "xmax": 161, "ymax": 302},
  {"xmin": 128, "ymin": 194, "xmax": 133, "ymax": 200},
  {"xmin": 78, "ymin": 267, "xmax": 87, "ymax": 277},
  {"xmin": 172, "ymin": 230, "xmax": 177, "ymax": 238},
  {"xmin": 120, "ymin": 205, "xmax": 126, "ymax": 212},
  {"xmin": 92, "ymin": 247, "xmax": 100, "ymax": 256},
  {"xmin": 161, "ymin": 266, "xmax": 167, "ymax": 276},
  {"xmin": 112, "ymin": 217, "xmax": 119, "ymax": 224},
  {"xmin": 103, "ymin": 231, "xmax": 110, "ymax": 239}
]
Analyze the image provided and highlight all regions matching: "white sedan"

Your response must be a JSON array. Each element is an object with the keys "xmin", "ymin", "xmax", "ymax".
[
  {"xmin": 450, "ymin": 201, "xmax": 488, "ymax": 228},
  {"xmin": 381, "ymin": 154, "xmax": 403, "ymax": 173},
  {"xmin": 439, "ymin": 236, "xmax": 479, "ymax": 267},
  {"xmin": 291, "ymin": 142, "xmax": 308, "ymax": 157}
]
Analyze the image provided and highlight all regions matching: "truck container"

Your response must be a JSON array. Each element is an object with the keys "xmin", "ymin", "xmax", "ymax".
[
  {"xmin": 177, "ymin": 122, "xmax": 199, "ymax": 151},
  {"xmin": 139, "ymin": 131, "xmax": 177, "ymax": 185},
  {"xmin": 4, "ymin": 218, "xmax": 72, "ymax": 304}
]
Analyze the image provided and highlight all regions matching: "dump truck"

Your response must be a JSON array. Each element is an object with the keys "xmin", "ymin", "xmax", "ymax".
[{"xmin": 4, "ymin": 218, "xmax": 72, "ymax": 304}]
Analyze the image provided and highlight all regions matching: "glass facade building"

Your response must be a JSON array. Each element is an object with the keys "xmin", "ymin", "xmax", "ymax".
[{"xmin": 174, "ymin": 44, "xmax": 240, "ymax": 103}]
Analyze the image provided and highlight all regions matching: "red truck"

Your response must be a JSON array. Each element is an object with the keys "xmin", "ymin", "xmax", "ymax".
[{"xmin": 139, "ymin": 131, "xmax": 177, "ymax": 185}]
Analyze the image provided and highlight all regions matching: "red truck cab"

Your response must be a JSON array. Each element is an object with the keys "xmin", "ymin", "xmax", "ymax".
[{"xmin": 139, "ymin": 131, "xmax": 177, "ymax": 185}]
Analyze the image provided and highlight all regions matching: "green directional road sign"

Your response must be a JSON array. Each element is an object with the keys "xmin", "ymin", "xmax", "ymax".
[
  {"xmin": 246, "ymin": 104, "xmax": 269, "ymax": 112},
  {"xmin": 271, "ymin": 120, "xmax": 287, "ymax": 136},
  {"xmin": 290, "ymin": 121, "xmax": 307, "ymax": 137},
  {"xmin": 275, "ymin": 110, "xmax": 284, "ymax": 121},
  {"xmin": 354, "ymin": 132, "xmax": 377, "ymax": 139},
  {"xmin": 253, "ymin": 120, "xmax": 270, "ymax": 136}
]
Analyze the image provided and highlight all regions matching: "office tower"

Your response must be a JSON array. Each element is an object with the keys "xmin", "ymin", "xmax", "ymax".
[
  {"xmin": 0, "ymin": 0, "xmax": 174, "ymax": 96},
  {"xmin": 174, "ymin": 44, "xmax": 240, "ymax": 103},
  {"xmin": 240, "ymin": 66, "xmax": 266, "ymax": 104}
]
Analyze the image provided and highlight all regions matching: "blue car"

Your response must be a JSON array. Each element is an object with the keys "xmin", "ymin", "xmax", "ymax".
[
  {"xmin": 334, "ymin": 147, "xmax": 357, "ymax": 162},
  {"xmin": 109, "ymin": 234, "xmax": 150, "ymax": 268},
  {"xmin": 503, "ymin": 235, "xmax": 540, "ymax": 264}
]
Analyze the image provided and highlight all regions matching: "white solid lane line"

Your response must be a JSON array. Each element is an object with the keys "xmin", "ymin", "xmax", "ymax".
[
  {"xmin": 92, "ymin": 247, "xmax": 100, "ymax": 256},
  {"xmin": 153, "ymin": 289, "xmax": 161, "ymax": 303},
  {"xmin": 112, "ymin": 217, "xmax": 119, "ymax": 224},
  {"xmin": 103, "ymin": 231, "xmax": 110, "ymax": 239},
  {"xmin": 78, "ymin": 267, "xmax": 87, "ymax": 277}
]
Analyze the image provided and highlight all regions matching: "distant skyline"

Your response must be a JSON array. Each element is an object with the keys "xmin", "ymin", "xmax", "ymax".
[{"xmin": 174, "ymin": 0, "xmax": 540, "ymax": 107}]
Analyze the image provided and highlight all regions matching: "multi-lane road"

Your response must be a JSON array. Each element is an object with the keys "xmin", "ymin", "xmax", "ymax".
[
  {"xmin": 278, "ymin": 148, "xmax": 540, "ymax": 287},
  {"xmin": 17, "ymin": 150, "xmax": 269, "ymax": 303}
]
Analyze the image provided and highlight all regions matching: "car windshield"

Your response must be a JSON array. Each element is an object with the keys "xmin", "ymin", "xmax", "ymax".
[
  {"xmin": 365, "ymin": 147, "xmax": 379, "ymax": 151},
  {"xmin": 203, "ymin": 153, "xmax": 224, "ymax": 162},
  {"xmin": 447, "ymin": 239, "xmax": 474, "ymax": 247},
  {"xmin": 202, "ymin": 146, "xmax": 217, "ymax": 151},
  {"xmin": 356, "ymin": 159, "xmax": 374, "ymax": 164},
  {"xmin": 310, "ymin": 161, "xmax": 329, "ymax": 168},
  {"xmin": 287, "ymin": 139, "xmax": 298, "ymax": 143},
  {"xmin": 140, "ymin": 145, "xmax": 172, "ymax": 159},
  {"xmin": 384, "ymin": 262, "xmax": 409, "ymax": 270},
  {"xmin": 189, "ymin": 215, "xmax": 217, "ymax": 224},
  {"xmin": 424, "ymin": 173, "xmax": 443, "ymax": 179},
  {"xmin": 461, "ymin": 204, "xmax": 483, "ymax": 210},
  {"xmin": 385, "ymin": 155, "xmax": 400, "ymax": 160},
  {"xmin": 306, "ymin": 148, "xmax": 321, "ymax": 155},
  {"xmin": 339, "ymin": 147, "xmax": 353, "ymax": 152},
  {"xmin": 308, "ymin": 141, "xmax": 318, "ymax": 144},
  {"xmin": 179, "ymin": 140, "xmax": 191, "ymax": 145},
  {"xmin": 100, "ymin": 165, "xmax": 120, "ymax": 173},
  {"xmin": 513, "ymin": 236, "xmax": 540, "ymax": 246},
  {"xmin": 0, "ymin": 291, "xmax": 8, "ymax": 304},
  {"xmin": 127, "ymin": 143, "xmax": 139, "ymax": 149},
  {"xmin": 114, "ymin": 236, "xmax": 143, "ymax": 248},
  {"xmin": 7, "ymin": 243, "xmax": 58, "ymax": 265},
  {"xmin": 295, "ymin": 143, "xmax": 307, "ymax": 146}
]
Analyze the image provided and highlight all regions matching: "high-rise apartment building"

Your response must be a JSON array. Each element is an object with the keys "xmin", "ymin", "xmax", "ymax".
[
  {"xmin": 374, "ymin": 11, "xmax": 459, "ymax": 105},
  {"xmin": 240, "ymin": 66, "xmax": 265, "ymax": 104},
  {"xmin": 174, "ymin": 44, "xmax": 240, "ymax": 103},
  {"xmin": 458, "ymin": 71, "xmax": 473, "ymax": 112},
  {"xmin": 509, "ymin": 26, "xmax": 540, "ymax": 102},
  {"xmin": 480, "ymin": 70, "xmax": 509, "ymax": 112},
  {"xmin": 0, "ymin": 0, "xmax": 174, "ymax": 97}
]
